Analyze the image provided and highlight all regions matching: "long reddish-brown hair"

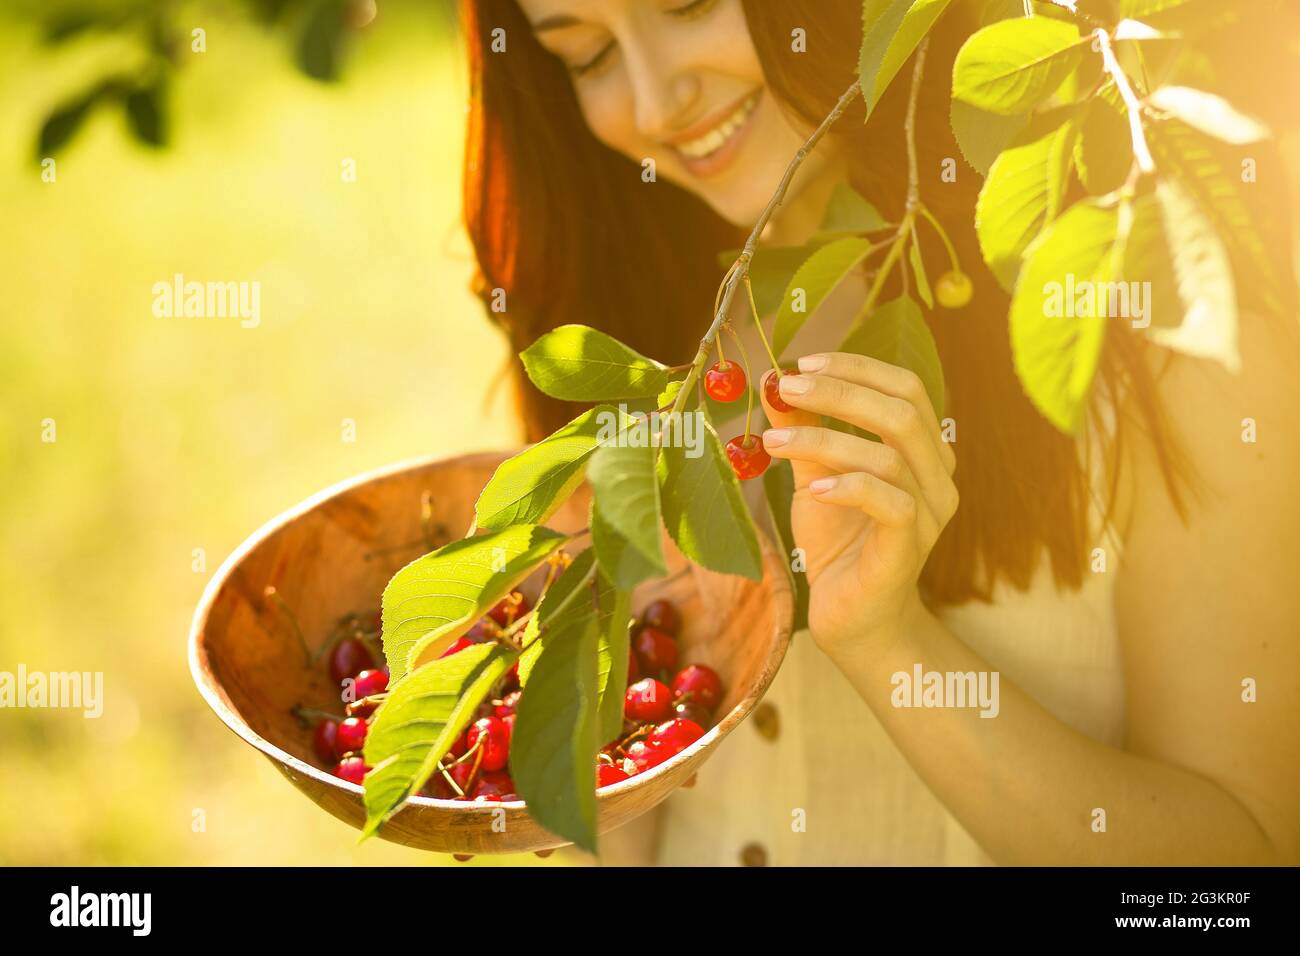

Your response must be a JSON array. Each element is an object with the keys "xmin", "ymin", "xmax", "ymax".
[{"xmin": 460, "ymin": 0, "xmax": 1186, "ymax": 605}]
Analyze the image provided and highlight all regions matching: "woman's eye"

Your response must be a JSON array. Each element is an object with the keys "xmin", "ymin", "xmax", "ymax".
[
  {"xmin": 571, "ymin": 40, "xmax": 616, "ymax": 77},
  {"xmin": 667, "ymin": 0, "xmax": 720, "ymax": 20}
]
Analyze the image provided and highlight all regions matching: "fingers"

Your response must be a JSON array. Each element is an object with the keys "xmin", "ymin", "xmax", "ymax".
[
  {"xmin": 774, "ymin": 368, "xmax": 958, "ymax": 524},
  {"xmin": 798, "ymin": 352, "xmax": 955, "ymax": 475},
  {"xmin": 763, "ymin": 425, "xmax": 926, "ymax": 514},
  {"xmin": 758, "ymin": 368, "xmax": 832, "ymax": 490},
  {"xmin": 808, "ymin": 472, "xmax": 917, "ymax": 528}
]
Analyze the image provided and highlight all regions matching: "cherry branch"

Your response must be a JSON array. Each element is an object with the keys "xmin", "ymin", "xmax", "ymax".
[
  {"xmin": 667, "ymin": 79, "xmax": 863, "ymax": 418},
  {"xmin": 1094, "ymin": 28, "xmax": 1155, "ymax": 175}
]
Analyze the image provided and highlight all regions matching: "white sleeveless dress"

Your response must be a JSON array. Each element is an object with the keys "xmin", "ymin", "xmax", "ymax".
[{"xmin": 600, "ymin": 280, "xmax": 1128, "ymax": 867}]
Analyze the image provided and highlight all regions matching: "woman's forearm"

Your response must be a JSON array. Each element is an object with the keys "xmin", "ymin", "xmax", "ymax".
[{"xmin": 823, "ymin": 610, "xmax": 1286, "ymax": 866}]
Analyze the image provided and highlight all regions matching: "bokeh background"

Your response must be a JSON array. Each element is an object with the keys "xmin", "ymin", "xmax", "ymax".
[{"xmin": 0, "ymin": 0, "xmax": 539, "ymax": 865}]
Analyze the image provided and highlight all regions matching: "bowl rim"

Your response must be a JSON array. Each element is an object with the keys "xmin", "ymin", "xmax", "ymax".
[{"xmin": 188, "ymin": 450, "xmax": 795, "ymax": 822}]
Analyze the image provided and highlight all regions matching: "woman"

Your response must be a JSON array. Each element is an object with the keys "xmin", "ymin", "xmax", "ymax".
[{"xmin": 461, "ymin": 0, "xmax": 1300, "ymax": 864}]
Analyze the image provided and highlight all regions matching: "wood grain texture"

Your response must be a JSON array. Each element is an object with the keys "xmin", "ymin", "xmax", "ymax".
[{"xmin": 189, "ymin": 451, "xmax": 794, "ymax": 855}]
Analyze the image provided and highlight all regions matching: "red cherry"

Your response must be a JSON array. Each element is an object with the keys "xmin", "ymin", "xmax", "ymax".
[
  {"xmin": 704, "ymin": 360, "xmax": 747, "ymax": 403},
  {"xmin": 640, "ymin": 599, "xmax": 680, "ymax": 636},
  {"xmin": 598, "ymin": 763, "xmax": 632, "ymax": 787},
  {"xmin": 333, "ymin": 755, "xmax": 369, "ymax": 784},
  {"xmin": 488, "ymin": 591, "xmax": 531, "ymax": 627},
  {"xmin": 449, "ymin": 760, "xmax": 477, "ymax": 797},
  {"xmin": 626, "ymin": 739, "xmax": 671, "ymax": 773},
  {"xmin": 467, "ymin": 716, "xmax": 511, "ymax": 772},
  {"xmin": 312, "ymin": 719, "xmax": 339, "ymax": 764},
  {"xmin": 329, "ymin": 637, "xmax": 374, "ymax": 684},
  {"xmin": 440, "ymin": 635, "xmax": 473, "ymax": 659},
  {"xmin": 448, "ymin": 731, "xmax": 469, "ymax": 759},
  {"xmin": 673, "ymin": 700, "xmax": 712, "ymax": 727},
  {"xmin": 335, "ymin": 716, "xmax": 368, "ymax": 756},
  {"xmin": 762, "ymin": 368, "xmax": 799, "ymax": 413},
  {"xmin": 633, "ymin": 627, "xmax": 678, "ymax": 675},
  {"xmin": 649, "ymin": 717, "xmax": 705, "ymax": 756},
  {"xmin": 495, "ymin": 689, "xmax": 522, "ymax": 718},
  {"xmin": 473, "ymin": 771, "xmax": 516, "ymax": 801},
  {"xmin": 624, "ymin": 678, "xmax": 672, "ymax": 723},
  {"xmin": 725, "ymin": 434, "xmax": 771, "ymax": 480},
  {"xmin": 353, "ymin": 668, "xmax": 388, "ymax": 698},
  {"xmin": 671, "ymin": 664, "xmax": 723, "ymax": 712}
]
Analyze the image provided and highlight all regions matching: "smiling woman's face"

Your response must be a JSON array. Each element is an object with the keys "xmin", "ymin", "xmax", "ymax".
[{"xmin": 516, "ymin": 0, "xmax": 837, "ymax": 230}]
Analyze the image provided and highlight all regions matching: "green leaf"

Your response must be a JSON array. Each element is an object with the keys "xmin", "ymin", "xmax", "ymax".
[
  {"xmin": 1074, "ymin": 85, "xmax": 1132, "ymax": 196},
  {"xmin": 475, "ymin": 405, "xmax": 630, "ymax": 531},
  {"xmin": 1149, "ymin": 177, "xmax": 1240, "ymax": 369},
  {"xmin": 952, "ymin": 17, "xmax": 1086, "ymax": 115},
  {"xmin": 592, "ymin": 573, "xmax": 633, "ymax": 745},
  {"xmin": 859, "ymin": 1, "xmax": 955, "ymax": 117},
  {"xmin": 1147, "ymin": 86, "xmax": 1270, "ymax": 145},
  {"xmin": 841, "ymin": 296, "xmax": 945, "ymax": 415},
  {"xmin": 591, "ymin": 496, "xmax": 662, "ymax": 591},
  {"xmin": 818, "ymin": 182, "xmax": 890, "ymax": 235},
  {"xmin": 656, "ymin": 379, "xmax": 684, "ymax": 410},
  {"xmin": 587, "ymin": 443, "xmax": 665, "ymax": 576},
  {"xmin": 774, "ymin": 237, "xmax": 874, "ymax": 358},
  {"xmin": 381, "ymin": 524, "xmax": 566, "ymax": 684},
  {"xmin": 517, "ymin": 548, "xmax": 597, "ymax": 688},
  {"xmin": 762, "ymin": 459, "xmax": 809, "ymax": 634},
  {"xmin": 510, "ymin": 611, "xmax": 601, "ymax": 852},
  {"xmin": 658, "ymin": 419, "xmax": 763, "ymax": 581},
  {"xmin": 949, "ymin": 99, "xmax": 1028, "ymax": 176},
  {"xmin": 521, "ymin": 325, "xmax": 673, "ymax": 402},
  {"xmin": 362, "ymin": 642, "xmax": 515, "ymax": 837},
  {"xmin": 908, "ymin": 226, "xmax": 934, "ymax": 308},
  {"xmin": 297, "ymin": 0, "xmax": 349, "ymax": 82},
  {"xmin": 36, "ymin": 83, "xmax": 109, "ymax": 159},
  {"xmin": 123, "ymin": 79, "xmax": 167, "ymax": 148},
  {"xmin": 1009, "ymin": 200, "xmax": 1118, "ymax": 434},
  {"xmin": 976, "ymin": 109, "xmax": 1078, "ymax": 290}
]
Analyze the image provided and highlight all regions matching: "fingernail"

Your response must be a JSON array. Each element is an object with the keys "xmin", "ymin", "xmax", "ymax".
[
  {"xmin": 780, "ymin": 375, "xmax": 811, "ymax": 395},
  {"xmin": 798, "ymin": 355, "xmax": 828, "ymax": 373},
  {"xmin": 809, "ymin": 477, "xmax": 837, "ymax": 494},
  {"xmin": 763, "ymin": 428, "xmax": 791, "ymax": 448}
]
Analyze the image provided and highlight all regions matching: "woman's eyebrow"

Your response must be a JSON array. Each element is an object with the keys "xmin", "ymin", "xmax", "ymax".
[{"xmin": 532, "ymin": 14, "xmax": 583, "ymax": 32}]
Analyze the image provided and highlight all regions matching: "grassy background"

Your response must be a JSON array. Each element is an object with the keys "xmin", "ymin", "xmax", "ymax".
[{"xmin": 0, "ymin": 1, "xmax": 548, "ymax": 865}]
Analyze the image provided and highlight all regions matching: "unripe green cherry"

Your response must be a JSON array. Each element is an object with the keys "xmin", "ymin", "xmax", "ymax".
[{"xmin": 935, "ymin": 271, "xmax": 973, "ymax": 309}]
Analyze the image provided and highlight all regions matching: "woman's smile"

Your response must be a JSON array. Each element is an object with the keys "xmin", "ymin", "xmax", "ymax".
[{"xmin": 665, "ymin": 89, "xmax": 762, "ymax": 178}]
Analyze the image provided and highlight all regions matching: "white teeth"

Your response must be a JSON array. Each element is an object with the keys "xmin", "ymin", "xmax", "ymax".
[{"xmin": 676, "ymin": 94, "xmax": 759, "ymax": 160}]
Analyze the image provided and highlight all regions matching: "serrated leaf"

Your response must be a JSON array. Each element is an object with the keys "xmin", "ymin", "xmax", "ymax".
[
  {"xmin": 1149, "ymin": 177, "xmax": 1240, "ymax": 369},
  {"xmin": 658, "ymin": 419, "xmax": 763, "ymax": 581},
  {"xmin": 949, "ymin": 99, "xmax": 1028, "ymax": 176},
  {"xmin": 1009, "ymin": 200, "xmax": 1118, "ymax": 434},
  {"xmin": 591, "ymin": 496, "xmax": 662, "ymax": 591},
  {"xmin": 1147, "ymin": 86, "xmax": 1270, "ymax": 145},
  {"xmin": 859, "ymin": 0, "xmax": 955, "ymax": 117},
  {"xmin": 381, "ymin": 524, "xmax": 566, "ymax": 683},
  {"xmin": 587, "ymin": 443, "xmax": 665, "ymax": 574},
  {"xmin": 774, "ymin": 237, "xmax": 874, "ymax": 357},
  {"xmin": 976, "ymin": 109, "xmax": 1078, "ymax": 290},
  {"xmin": 908, "ymin": 227, "xmax": 934, "ymax": 308},
  {"xmin": 762, "ymin": 459, "xmax": 809, "ymax": 634},
  {"xmin": 521, "ymin": 325, "xmax": 673, "ymax": 402},
  {"xmin": 818, "ymin": 182, "xmax": 890, "ymax": 235},
  {"xmin": 952, "ymin": 17, "xmax": 1086, "ymax": 115},
  {"xmin": 1074, "ymin": 85, "xmax": 1132, "ymax": 195},
  {"xmin": 476, "ymin": 405, "xmax": 629, "ymax": 531},
  {"xmin": 362, "ymin": 642, "xmax": 515, "ymax": 837},
  {"xmin": 510, "ymin": 611, "xmax": 600, "ymax": 852},
  {"xmin": 593, "ymin": 575, "xmax": 633, "ymax": 745},
  {"xmin": 841, "ymin": 296, "xmax": 945, "ymax": 415},
  {"xmin": 517, "ymin": 548, "xmax": 597, "ymax": 688}
]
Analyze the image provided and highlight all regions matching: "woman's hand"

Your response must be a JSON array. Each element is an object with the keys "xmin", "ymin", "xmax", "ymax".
[{"xmin": 759, "ymin": 353, "xmax": 958, "ymax": 656}]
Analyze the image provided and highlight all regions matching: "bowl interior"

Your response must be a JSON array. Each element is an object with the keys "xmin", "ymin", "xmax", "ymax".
[{"xmin": 190, "ymin": 451, "xmax": 793, "ymax": 851}]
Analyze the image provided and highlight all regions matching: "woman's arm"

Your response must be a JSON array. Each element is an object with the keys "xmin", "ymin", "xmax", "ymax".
[{"xmin": 760, "ymin": 312, "xmax": 1300, "ymax": 865}]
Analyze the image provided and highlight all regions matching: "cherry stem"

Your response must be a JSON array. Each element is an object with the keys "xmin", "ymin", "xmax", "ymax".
[
  {"xmin": 265, "ymin": 586, "xmax": 312, "ymax": 664},
  {"xmin": 918, "ymin": 206, "xmax": 961, "ymax": 273},
  {"xmin": 292, "ymin": 705, "xmax": 342, "ymax": 725},
  {"xmin": 743, "ymin": 274, "xmax": 784, "ymax": 376}
]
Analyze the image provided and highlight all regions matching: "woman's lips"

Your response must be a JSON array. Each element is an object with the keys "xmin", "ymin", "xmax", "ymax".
[{"xmin": 667, "ymin": 91, "xmax": 762, "ymax": 180}]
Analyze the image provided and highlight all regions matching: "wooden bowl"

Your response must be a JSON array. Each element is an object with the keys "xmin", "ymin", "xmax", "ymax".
[{"xmin": 189, "ymin": 451, "xmax": 794, "ymax": 855}]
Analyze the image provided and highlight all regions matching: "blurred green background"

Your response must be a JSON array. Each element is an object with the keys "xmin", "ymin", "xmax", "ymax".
[{"xmin": 0, "ymin": 0, "xmax": 543, "ymax": 864}]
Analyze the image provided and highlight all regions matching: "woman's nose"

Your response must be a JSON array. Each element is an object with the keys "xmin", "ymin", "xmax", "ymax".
[{"xmin": 626, "ymin": 56, "xmax": 701, "ymax": 141}]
